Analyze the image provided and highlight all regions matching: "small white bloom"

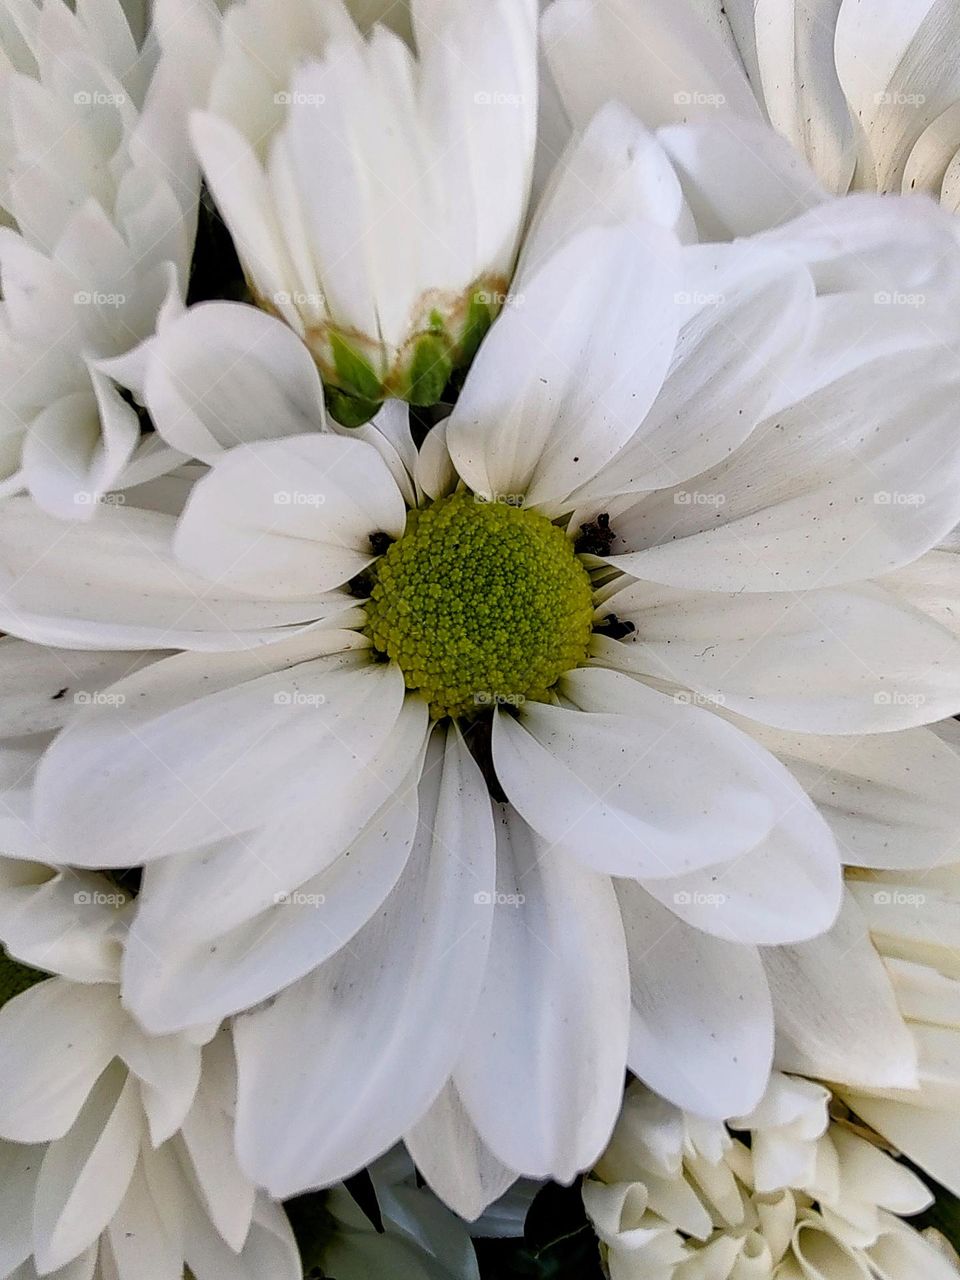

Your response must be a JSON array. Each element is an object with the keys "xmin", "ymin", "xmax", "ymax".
[
  {"xmin": 190, "ymin": 0, "xmax": 538, "ymax": 422},
  {"xmin": 585, "ymin": 1075, "xmax": 959, "ymax": 1279},
  {"xmin": 0, "ymin": 0, "xmax": 220, "ymax": 518},
  {"xmin": 0, "ymin": 860, "xmax": 301, "ymax": 1280}
]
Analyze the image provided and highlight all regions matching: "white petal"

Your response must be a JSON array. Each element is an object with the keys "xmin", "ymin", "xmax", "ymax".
[
  {"xmin": 494, "ymin": 666, "xmax": 811, "ymax": 879},
  {"xmin": 34, "ymin": 642, "xmax": 398, "ymax": 865},
  {"xmin": 0, "ymin": 496, "xmax": 343, "ymax": 651},
  {"xmin": 752, "ymin": 0, "xmax": 857, "ymax": 194},
  {"xmin": 610, "ymin": 340, "xmax": 960, "ymax": 593},
  {"xmin": 116, "ymin": 1022, "xmax": 201, "ymax": 1146},
  {"xmin": 189, "ymin": 112, "xmax": 297, "ymax": 317},
  {"xmin": 454, "ymin": 806, "xmax": 629, "ymax": 1180},
  {"xmin": 124, "ymin": 709, "xmax": 427, "ymax": 1031},
  {"xmin": 34, "ymin": 1064, "xmax": 142, "ymax": 1273},
  {"xmin": 446, "ymin": 220, "xmax": 681, "ymax": 513},
  {"xmin": 174, "ymin": 434, "xmax": 407, "ymax": 597},
  {"xmin": 0, "ymin": 980, "xmax": 125, "ymax": 1142},
  {"xmin": 542, "ymin": 0, "xmax": 759, "ymax": 133},
  {"xmin": 127, "ymin": 302, "xmax": 327, "ymax": 461},
  {"xmin": 834, "ymin": 0, "xmax": 960, "ymax": 193},
  {"xmin": 735, "ymin": 720, "xmax": 960, "ymax": 870},
  {"xmin": 641, "ymin": 789, "xmax": 841, "ymax": 947},
  {"xmin": 0, "ymin": 864, "xmax": 123, "ymax": 983},
  {"xmin": 406, "ymin": 1082, "xmax": 517, "ymax": 1222},
  {"xmin": 617, "ymin": 881, "xmax": 774, "ymax": 1119},
  {"xmin": 763, "ymin": 890, "xmax": 918, "ymax": 1090},
  {"xmin": 657, "ymin": 118, "xmax": 826, "ymax": 239},
  {"xmin": 179, "ymin": 1073, "xmax": 255, "ymax": 1253},
  {"xmin": 602, "ymin": 580, "xmax": 960, "ymax": 733},
  {"xmin": 234, "ymin": 724, "xmax": 496, "ymax": 1196},
  {"xmin": 567, "ymin": 240, "xmax": 816, "ymax": 504}
]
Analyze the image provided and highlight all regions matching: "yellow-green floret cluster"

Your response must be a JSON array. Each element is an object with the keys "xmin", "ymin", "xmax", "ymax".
[{"xmin": 364, "ymin": 492, "xmax": 594, "ymax": 719}]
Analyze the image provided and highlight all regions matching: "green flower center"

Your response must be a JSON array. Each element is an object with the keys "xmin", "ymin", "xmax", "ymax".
[{"xmin": 365, "ymin": 492, "xmax": 594, "ymax": 719}]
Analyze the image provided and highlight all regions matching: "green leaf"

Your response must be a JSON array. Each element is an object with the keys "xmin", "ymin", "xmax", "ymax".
[
  {"xmin": 406, "ymin": 333, "xmax": 453, "ymax": 406},
  {"xmin": 329, "ymin": 332, "xmax": 385, "ymax": 402}
]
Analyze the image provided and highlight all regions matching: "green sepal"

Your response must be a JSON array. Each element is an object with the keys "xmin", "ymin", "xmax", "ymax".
[
  {"xmin": 405, "ymin": 333, "xmax": 453, "ymax": 406},
  {"xmin": 0, "ymin": 950, "xmax": 49, "ymax": 1009},
  {"xmin": 329, "ymin": 332, "xmax": 385, "ymax": 402},
  {"xmin": 324, "ymin": 384, "xmax": 383, "ymax": 428},
  {"xmin": 458, "ymin": 293, "xmax": 494, "ymax": 369}
]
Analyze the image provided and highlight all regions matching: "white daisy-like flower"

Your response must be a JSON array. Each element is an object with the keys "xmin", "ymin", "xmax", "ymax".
[
  {"xmin": 0, "ymin": 861, "xmax": 301, "ymax": 1280},
  {"xmin": 3, "ymin": 108, "xmax": 960, "ymax": 1207},
  {"xmin": 584, "ymin": 1074, "xmax": 960, "ymax": 1279},
  {"xmin": 0, "ymin": 0, "xmax": 220, "ymax": 518},
  {"xmin": 184, "ymin": 0, "xmax": 538, "ymax": 424},
  {"xmin": 541, "ymin": 0, "xmax": 960, "ymax": 210}
]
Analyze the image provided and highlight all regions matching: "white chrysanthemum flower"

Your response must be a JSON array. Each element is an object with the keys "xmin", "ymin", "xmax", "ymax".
[
  {"xmin": 0, "ymin": 861, "xmax": 301, "ymax": 1280},
  {"xmin": 542, "ymin": 0, "xmax": 960, "ymax": 210},
  {"xmin": 585, "ymin": 1074, "xmax": 960, "ymax": 1279},
  {"xmin": 3, "ymin": 107, "xmax": 960, "ymax": 1206},
  {"xmin": 0, "ymin": 0, "xmax": 220, "ymax": 518},
  {"xmin": 185, "ymin": 0, "xmax": 538, "ymax": 424}
]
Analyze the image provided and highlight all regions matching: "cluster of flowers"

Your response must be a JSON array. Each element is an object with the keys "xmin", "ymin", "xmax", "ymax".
[{"xmin": 1, "ymin": 0, "xmax": 960, "ymax": 1276}]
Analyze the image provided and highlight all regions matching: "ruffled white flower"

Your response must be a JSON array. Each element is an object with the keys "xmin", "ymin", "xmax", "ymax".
[
  {"xmin": 585, "ymin": 1074, "xmax": 960, "ymax": 1279},
  {"xmin": 542, "ymin": 0, "xmax": 960, "ymax": 210},
  {"xmin": 0, "ymin": 0, "xmax": 220, "ymax": 518},
  {"xmin": 0, "ymin": 860, "xmax": 300, "ymax": 1280},
  {"xmin": 186, "ymin": 0, "xmax": 538, "ymax": 423},
  {"xmin": 4, "ymin": 107, "xmax": 960, "ymax": 1210}
]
